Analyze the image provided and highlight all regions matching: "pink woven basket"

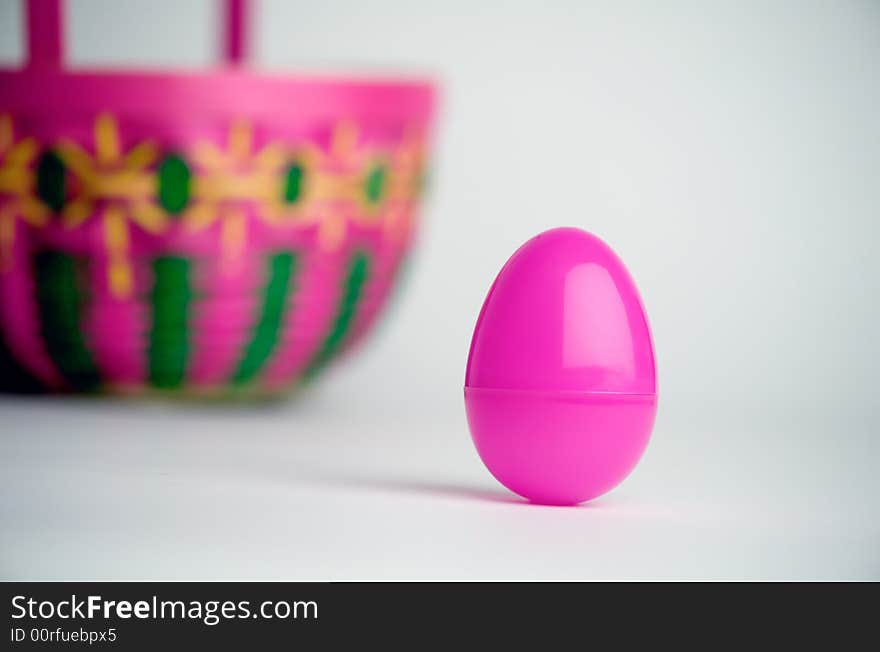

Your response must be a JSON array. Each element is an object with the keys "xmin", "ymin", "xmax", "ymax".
[{"xmin": 0, "ymin": 0, "xmax": 436, "ymax": 396}]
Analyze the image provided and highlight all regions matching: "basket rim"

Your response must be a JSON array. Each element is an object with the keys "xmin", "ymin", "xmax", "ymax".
[{"xmin": 0, "ymin": 67, "xmax": 438, "ymax": 122}]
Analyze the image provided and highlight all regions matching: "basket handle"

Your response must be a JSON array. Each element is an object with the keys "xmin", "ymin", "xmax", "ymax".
[
  {"xmin": 222, "ymin": 0, "xmax": 250, "ymax": 66},
  {"xmin": 25, "ymin": 0, "xmax": 62, "ymax": 68},
  {"xmin": 26, "ymin": 0, "xmax": 252, "ymax": 69}
]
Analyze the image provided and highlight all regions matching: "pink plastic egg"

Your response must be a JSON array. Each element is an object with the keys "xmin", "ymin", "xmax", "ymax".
[{"xmin": 464, "ymin": 227, "xmax": 657, "ymax": 505}]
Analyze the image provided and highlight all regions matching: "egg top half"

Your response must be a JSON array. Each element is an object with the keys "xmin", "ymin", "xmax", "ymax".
[{"xmin": 465, "ymin": 227, "xmax": 656, "ymax": 395}]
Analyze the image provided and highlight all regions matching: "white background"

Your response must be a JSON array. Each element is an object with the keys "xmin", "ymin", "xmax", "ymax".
[{"xmin": 1, "ymin": 0, "xmax": 878, "ymax": 579}]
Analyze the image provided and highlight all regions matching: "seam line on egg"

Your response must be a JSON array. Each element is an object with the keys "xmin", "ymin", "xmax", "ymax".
[{"xmin": 463, "ymin": 387, "xmax": 656, "ymax": 398}]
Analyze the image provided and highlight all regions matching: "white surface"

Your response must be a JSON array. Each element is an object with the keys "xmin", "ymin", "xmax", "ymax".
[{"xmin": 1, "ymin": 389, "xmax": 877, "ymax": 581}]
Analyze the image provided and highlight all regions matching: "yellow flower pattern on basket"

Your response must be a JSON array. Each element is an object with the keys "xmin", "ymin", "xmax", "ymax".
[
  {"xmin": 0, "ymin": 115, "xmax": 49, "ymax": 271},
  {"xmin": 56, "ymin": 113, "xmax": 165, "ymax": 298},
  {"xmin": 0, "ymin": 113, "xmax": 427, "ymax": 291}
]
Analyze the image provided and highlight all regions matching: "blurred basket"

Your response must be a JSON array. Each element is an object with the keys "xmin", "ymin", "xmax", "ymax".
[{"xmin": 0, "ymin": 0, "xmax": 436, "ymax": 396}]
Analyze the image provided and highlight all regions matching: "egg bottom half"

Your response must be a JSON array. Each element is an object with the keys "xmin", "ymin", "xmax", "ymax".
[{"xmin": 464, "ymin": 388, "xmax": 657, "ymax": 506}]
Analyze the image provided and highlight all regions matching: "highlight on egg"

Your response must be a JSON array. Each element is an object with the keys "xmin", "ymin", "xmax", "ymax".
[{"xmin": 464, "ymin": 227, "xmax": 657, "ymax": 505}]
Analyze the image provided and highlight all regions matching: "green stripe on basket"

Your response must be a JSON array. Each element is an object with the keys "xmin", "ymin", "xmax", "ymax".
[
  {"xmin": 34, "ymin": 251, "xmax": 100, "ymax": 391},
  {"xmin": 148, "ymin": 256, "xmax": 191, "ymax": 389},
  {"xmin": 304, "ymin": 251, "xmax": 370, "ymax": 380},
  {"xmin": 231, "ymin": 251, "xmax": 298, "ymax": 385}
]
